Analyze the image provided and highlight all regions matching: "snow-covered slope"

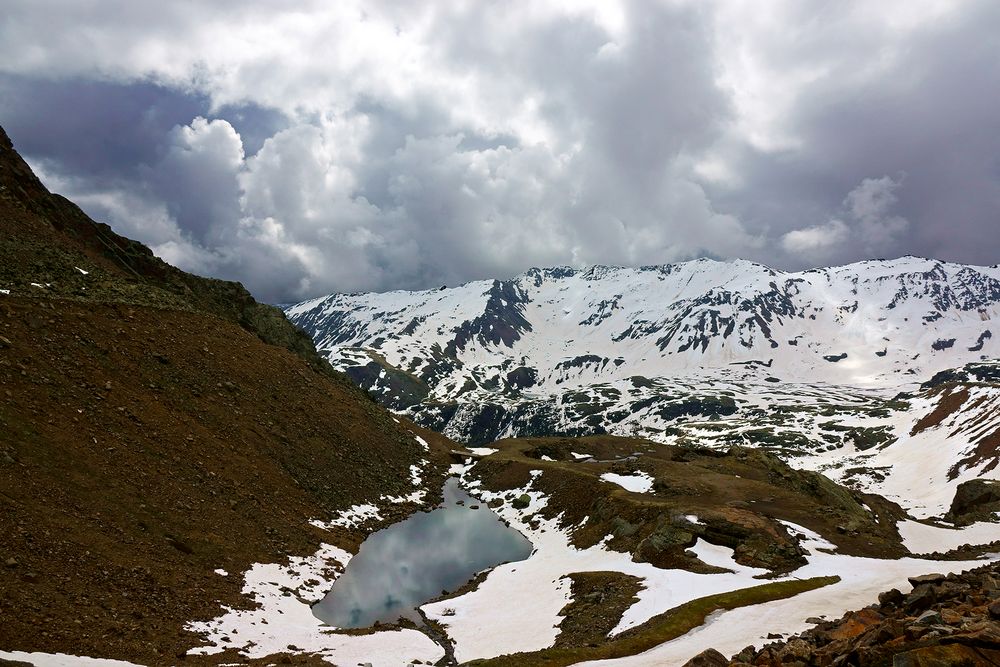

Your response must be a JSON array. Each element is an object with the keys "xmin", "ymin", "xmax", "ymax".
[
  {"xmin": 285, "ymin": 257, "xmax": 1000, "ymax": 518},
  {"xmin": 288, "ymin": 257, "xmax": 999, "ymax": 396}
]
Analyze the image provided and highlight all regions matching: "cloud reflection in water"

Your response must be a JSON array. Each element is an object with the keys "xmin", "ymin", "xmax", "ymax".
[{"xmin": 314, "ymin": 479, "xmax": 533, "ymax": 628}]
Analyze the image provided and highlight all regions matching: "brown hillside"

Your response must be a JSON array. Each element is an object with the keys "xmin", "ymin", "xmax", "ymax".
[{"xmin": 0, "ymin": 126, "xmax": 447, "ymax": 664}]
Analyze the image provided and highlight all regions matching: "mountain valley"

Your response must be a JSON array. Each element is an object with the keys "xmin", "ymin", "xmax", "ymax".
[{"xmin": 1, "ymin": 121, "xmax": 998, "ymax": 667}]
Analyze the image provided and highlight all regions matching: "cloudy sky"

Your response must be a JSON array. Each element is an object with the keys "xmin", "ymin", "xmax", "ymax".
[{"xmin": 2, "ymin": 1, "xmax": 998, "ymax": 302}]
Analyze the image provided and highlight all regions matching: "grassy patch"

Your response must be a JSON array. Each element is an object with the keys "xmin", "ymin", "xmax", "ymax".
[{"xmin": 464, "ymin": 575, "xmax": 839, "ymax": 666}]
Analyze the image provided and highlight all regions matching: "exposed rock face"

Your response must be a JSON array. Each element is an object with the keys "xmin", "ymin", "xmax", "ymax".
[
  {"xmin": 948, "ymin": 479, "xmax": 1000, "ymax": 525},
  {"xmin": 724, "ymin": 563, "xmax": 1000, "ymax": 666}
]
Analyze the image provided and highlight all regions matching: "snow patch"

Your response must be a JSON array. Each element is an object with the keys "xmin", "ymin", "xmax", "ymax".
[
  {"xmin": 187, "ymin": 543, "xmax": 443, "ymax": 665},
  {"xmin": 580, "ymin": 524, "xmax": 995, "ymax": 666},
  {"xmin": 600, "ymin": 471, "xmax": 654, "ymax": 493},
  {"xmin": 897, "ymin": 519, "xmax": 1000, "ymax": 554},
  {"xmin": 0, "ymin": 652, "xmax": 141, "ymax": 667}
]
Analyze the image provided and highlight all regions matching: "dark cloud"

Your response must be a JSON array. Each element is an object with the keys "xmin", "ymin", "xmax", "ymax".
[
  {"xmin": 0, "ymin": 75, "xmax": 207, "ymax": 180},
  {"xmin": 1, "ymin": 1, "xmax": 998, "ymax": 301}
]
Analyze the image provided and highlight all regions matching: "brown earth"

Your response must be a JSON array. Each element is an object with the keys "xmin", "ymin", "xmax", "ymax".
[{"xmin": 0, "ymin": 124, "xmax": 454, "ymax": 664}]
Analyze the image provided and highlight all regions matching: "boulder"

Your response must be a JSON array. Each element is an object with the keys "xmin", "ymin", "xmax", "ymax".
[
  {"xmin": 915, "ymin": 609, "xmax": 942, "ymax": 625},
  {"xmin": 892, "ymin": 644, "xmax": 1000, "ymax": 666},
  {"xmin": 681, "ymin": 648, "xmax": 729, "ymax": 666},
  {"xmin": 904, "ymin": 585, "xmax": 937, "ymax": 613},
  {"xmin": 947, "ymin": 479, "xmax": 1000, "ymax": 524}
]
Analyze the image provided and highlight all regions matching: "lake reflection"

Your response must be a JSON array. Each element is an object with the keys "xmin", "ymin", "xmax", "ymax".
[{"xmin": 313, "ymin": 478, "xmax": 534, "ymax": 628}]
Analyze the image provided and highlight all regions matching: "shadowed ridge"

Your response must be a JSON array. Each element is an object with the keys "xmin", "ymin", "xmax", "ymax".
[{"xmin": 0, "ymin": 122, "xmax": 336, "ymax": 378}]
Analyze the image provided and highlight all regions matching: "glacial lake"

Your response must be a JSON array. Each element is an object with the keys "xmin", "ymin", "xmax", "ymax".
[{"xmin": 313, "ymin": 477, "xmax": 534, "ymax": 628}]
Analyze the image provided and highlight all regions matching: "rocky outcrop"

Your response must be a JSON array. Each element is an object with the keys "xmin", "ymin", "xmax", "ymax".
[{"xmin": 948, "ymin": 479, "xmax": 1000, "ymax": 525}]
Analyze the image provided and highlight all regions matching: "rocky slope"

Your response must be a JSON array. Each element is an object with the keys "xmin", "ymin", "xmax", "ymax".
[
  {"xmin": 693, "ymin": 563, "xmax": 1000, "ymax": 666},
  {"xmin": 0, "ymin": 124, "xmax": 452, "ymax": 664}
]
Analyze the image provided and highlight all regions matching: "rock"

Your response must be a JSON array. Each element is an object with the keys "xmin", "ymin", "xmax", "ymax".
[
  {"xmin": 777, "ymin": 638, "xmax": 813, "ymax": 662},
  {"xmin": 947, "ymin": 620, "xmax": 1000, "ymax": 646},
  {"xmin": 940, "ymin": 608, "xmax": 963, "ymax": 625},
  {"xmin": 915, "ymin": 609, "xmax": 942, "ymax": 625},
  {"xmin": 947, "ymin": 478, "xmax": 1000, "ymax": 523},
  {"xmin": 681, "ymin": 648, "xmax": 729, "ymax": 666},
  {"xmin": 904, "ymin": 584, "xmax": 937, "ymax": 613},
  {"xmin": 892, "ymin": 644, "xmax": 1000, "ymax": 666},
  {"xmin": 4, "ymin": 557, "xmax": 17, "ymax": 568},
  {"xmin": 908, "ymin": 573, "xmax": 947, "ymax": 587},
  {"xmin": 989, "ymin": 601, "xmax": 1000, "ymax": 620},
  {"xmin": 0, "ymin": 335, "xmax": 11, "ymax": 348},
  {"xmin": 511, "ymin": 494, "xmax": 531, "ymax": 510},
  {"xmin": 806, "ymin": 616, "xmax": 825, "ymax": 624},
  {"xmin": 879, "ymin": 588, "xmax": 905, "ymax": 607},
  {"xmin": 905, "ymin": 624, "xmax": 934, "ymax": 641}
]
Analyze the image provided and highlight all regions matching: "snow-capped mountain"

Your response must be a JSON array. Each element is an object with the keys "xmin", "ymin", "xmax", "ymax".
[
  {"xmin": 285, "ymin": 256, "xmax": 1000, "ymax": 518},
  {"xmin": 287, "ymin": 256, "xmax": 1000, "ymax": 443},
  {"xmin": 288, "ymin": 256, "xmax": 997, "ymax": 393}
]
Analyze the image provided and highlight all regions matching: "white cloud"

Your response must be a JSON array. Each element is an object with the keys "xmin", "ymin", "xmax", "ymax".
[
  {"xmin": 781, "ymin": 175, "xmax": 909, "ymax": 261},
  {"xmin": 781, "ymin": 220, "xmax": 850, "ymax": 254},
  {"xmin": 3, "ymin": 1, "xmax": 997, "ymax": 298}
]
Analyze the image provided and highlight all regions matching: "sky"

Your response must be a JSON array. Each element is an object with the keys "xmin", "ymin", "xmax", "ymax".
[{"xmin": 2, "ymin": 1, "xmax": 999, "ymax": 303}]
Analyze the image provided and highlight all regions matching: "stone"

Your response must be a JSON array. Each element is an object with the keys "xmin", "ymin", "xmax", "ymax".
[
  {"xmin": 511, "ymin": 493, "xmax": 531, "ymax": 510},
  {"xmin": 4, "ymin": 557, "xmax": 17, "ymax": 568},
  {"xmin": 777, "ymin": 638, "xmax": 813, "ymax": 662},
  {"xmin": 947, "ymin": 479, "xmax": 1000, "ymax": 522},
  {"xmin": 989, "ymin": 601, "xmax": 1000, "ymax": 620},
  {"xmin": 915, "ymin": 609, "xmax": 942, "ymax": 625},
  {"xmin": 879, "ymin": 588, "xmax": 905, "ymax": 607},
  {"xmin": 893, "ymin": 644, "xmax": 1000, "ymax": 666},
  {"xmin": 907, "ymin": 573, "xmax": 947, "ymax": 587},
  {"xmin": 681, "ymin": 648, "xmax": 729, "ymax": 666},
  {"xmin": 946, "ymin": 620, "xmax": 1000, "ymax": 647},
  {"xmin": 904, "ymin": 585, "xmax": 937, "ymax": 613}
]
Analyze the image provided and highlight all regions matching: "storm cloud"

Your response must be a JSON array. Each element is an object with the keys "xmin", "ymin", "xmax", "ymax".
[{"xmin": 1, "ymin": 1, "xmax": 998, "ymax": 302}]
